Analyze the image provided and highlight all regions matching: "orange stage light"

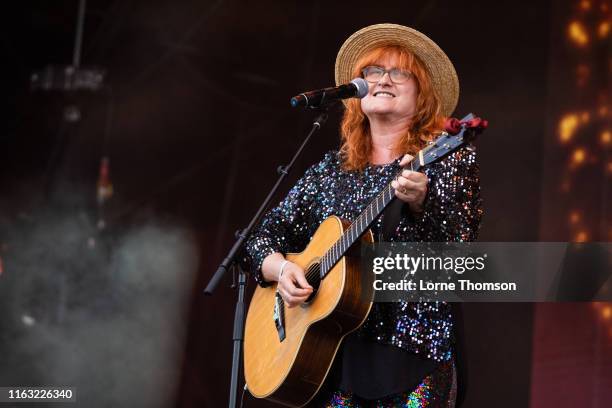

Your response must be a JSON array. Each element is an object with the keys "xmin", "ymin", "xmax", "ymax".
[
  {"xmin": 572, "ymin": 148, "xmax": 587, "ymax": 165},
  {"xmin": 559, "ymin": 113, "xmax": 580, "ymax": 142},
  {"xmin": 598, "ymin": 21, "xmax": 610, "ymax": 38},
  {"xmin": 580, "ymin": 0, "xmax": 591, "ymax": 11},
  {"xmin": 568, "ymin": 21, "xmax": 590, "ymax": 46},
  {"xmin": 569, "ymin": 211, "xmax": 581, "ymax": 223},
  {"xmin": 574, "ymin": 230, "xmax": 589, "ymax": 242}
]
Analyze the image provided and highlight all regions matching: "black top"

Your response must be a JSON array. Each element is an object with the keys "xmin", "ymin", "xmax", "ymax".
[
  {"xmin": 319, "ymin": 302, "xmax": 468, "ymax": 405},
  {"xmin": 328, "ymin": 334, "xmax": 439, "ymax": 399}
]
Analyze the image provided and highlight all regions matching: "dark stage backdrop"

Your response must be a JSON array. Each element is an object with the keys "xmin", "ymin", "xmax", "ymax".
[{"xmin": 0, "ymin": 1, "xmax": 609, "ymax": 407}]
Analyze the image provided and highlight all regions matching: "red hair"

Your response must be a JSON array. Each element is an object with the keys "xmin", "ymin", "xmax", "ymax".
[{"xmin": 339, "ymin": 45, "xmax": 444, "ymax": 171}]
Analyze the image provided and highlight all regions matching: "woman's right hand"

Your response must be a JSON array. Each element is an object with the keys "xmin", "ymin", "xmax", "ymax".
[
  {"xmin": 261, "ymin": 253, "xmax": 314, "ymax": 307},
  {"xmin": 277, "ymin": 261, "xmax": 313, "ymax": 308}
]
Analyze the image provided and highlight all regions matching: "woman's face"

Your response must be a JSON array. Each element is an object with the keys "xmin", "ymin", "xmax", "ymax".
[{"xmin": 359, "ymin": 52, "xmax": 418, "ymax": 124}]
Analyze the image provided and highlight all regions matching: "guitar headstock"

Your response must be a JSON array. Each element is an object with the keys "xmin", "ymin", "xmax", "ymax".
[{"xmin": 418, "ymin": 113, "xmax": 488, "ymax": 167}]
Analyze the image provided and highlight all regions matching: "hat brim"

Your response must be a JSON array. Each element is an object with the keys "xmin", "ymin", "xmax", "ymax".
[{"xmin": 335, "ymin": 23, "xmax": 459, "ymax": 117}]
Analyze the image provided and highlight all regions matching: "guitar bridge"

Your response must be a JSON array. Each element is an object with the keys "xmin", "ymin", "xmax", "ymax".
[{"xmin": 273, "ymin": 292, "xmax": 286, "ymax": 342}]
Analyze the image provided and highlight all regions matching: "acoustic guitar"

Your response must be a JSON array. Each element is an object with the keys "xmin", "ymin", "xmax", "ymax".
[{"xmin": 244, "ymin": 113, "xmax": 486, "ymax": 407}]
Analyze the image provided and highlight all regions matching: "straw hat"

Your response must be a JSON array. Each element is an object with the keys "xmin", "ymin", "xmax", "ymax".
[{"xmin": 335, "ymin": 23, "xmax": 459, "ymax": 117}]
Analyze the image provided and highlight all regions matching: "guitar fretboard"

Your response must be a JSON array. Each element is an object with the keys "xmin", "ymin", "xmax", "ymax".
[{"xmin": 318, "ymin": 156, "xmax": 421, "ymax": 279}]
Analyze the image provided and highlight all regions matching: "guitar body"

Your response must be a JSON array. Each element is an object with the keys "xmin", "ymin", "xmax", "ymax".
[{"xmin": 244, "ymin": 216, "xmax": 375, "ymax": 407}]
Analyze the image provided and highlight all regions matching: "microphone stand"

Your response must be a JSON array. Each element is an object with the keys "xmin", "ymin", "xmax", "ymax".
[{"xmin": 204, "ymin": 108, "xmax": 329, "ymax": 408}]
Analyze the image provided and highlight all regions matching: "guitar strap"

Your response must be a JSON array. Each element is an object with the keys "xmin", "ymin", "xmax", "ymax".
[
  {"xmin": 381, "ymin": 152, "xmax": 421, "ymax": 241},
  {"xmin": 381, "ymin": 197, "xmax": 404, "ymax": 241}
]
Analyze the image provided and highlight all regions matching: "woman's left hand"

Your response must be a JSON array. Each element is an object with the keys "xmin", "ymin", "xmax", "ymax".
[{"xmin": 391, "ymin": 154, "xmax": 428, "ymax": 213}]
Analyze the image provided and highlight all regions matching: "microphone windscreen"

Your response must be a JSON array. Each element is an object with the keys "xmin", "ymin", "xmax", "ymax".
[{"xmin": 350, "ymin": 78, "xmax": 369, "ymax": 98}]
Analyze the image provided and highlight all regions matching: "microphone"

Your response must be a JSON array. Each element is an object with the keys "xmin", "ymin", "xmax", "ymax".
[{"xmin": 290, "ymin": 78, "xmax": 368, "ymax": 108}]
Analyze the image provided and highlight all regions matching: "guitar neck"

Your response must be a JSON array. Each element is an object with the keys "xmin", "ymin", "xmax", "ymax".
[{"xmin": 318, "ymin": 157, "xmax": 422, "ymax": 278}]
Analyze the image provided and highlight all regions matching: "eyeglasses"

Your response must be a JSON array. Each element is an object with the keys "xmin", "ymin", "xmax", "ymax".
[{"xmin": 361, "ymin": 66, "xmax": 412, "ymax": 84}]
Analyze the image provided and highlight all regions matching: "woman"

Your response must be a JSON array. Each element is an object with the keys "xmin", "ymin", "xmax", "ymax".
[{"xmin": 245, "ymin": 24, "xmax": 482, "ymax": 407}]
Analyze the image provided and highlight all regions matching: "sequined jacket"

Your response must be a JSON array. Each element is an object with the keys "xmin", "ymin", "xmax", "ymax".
[{"xmin": 244, "ymin": 147, "xmax": 482, "ymax": 363}]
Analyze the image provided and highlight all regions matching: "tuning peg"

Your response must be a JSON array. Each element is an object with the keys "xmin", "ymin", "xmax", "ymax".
[
  {"xmin": 462, "ymin": 117, "xmax": 489, "ymax": 130},
  {"xmin": 444, "ymin": 118, "xmax": 461, "ymax": 135}
]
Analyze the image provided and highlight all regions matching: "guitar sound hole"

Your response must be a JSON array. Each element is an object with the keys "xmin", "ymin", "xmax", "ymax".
[{"xmin": 302, "ymin": 262, "xmax": 321, "ymax": 306}]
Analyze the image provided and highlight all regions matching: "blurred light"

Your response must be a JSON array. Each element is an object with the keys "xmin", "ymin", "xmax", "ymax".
[
  {"xmin": 607, "ymin": 161, "xmax": 612, "ymax": 173},
  {"xmin": 575, "ymin": 230, "xmax": 589, "ymax": 242},
  {"xmin": 601, "ymin": 130, "xmax": 611, "ymax": 145},
  {"xmin": 568, "ymin": 21, "xmax": 590, "ymax": 46},
  {"xmin": 569, "ymin": 211, "xmax": 581, "ymax": 224},
  {"xmin": 572, "ymin": 148, "xmax": 587, "ymax": 165},
  {"xmin": 559, "ymin": 113, "xmax": 580, "ymax": 142},
  {"xmin": 63, "ymin": 105, "xmax": 81, "ymax": 122},
  {"xmin": 22, "ymin": 315, "xmax": 36, "ymax": 327},
  {"xmin": 580, "ymin": 0, "xmax": 591, "ymax": 10},
  {"xmin": 603, "ymin": 306, "xmax": 612, "ymax": 319},
  {"xmin": 577, "ymin": 64, "xmax": 590, "ymax": 86},
  {"xmin": 561, "ymin": 180, "xmax": 571, "ymax": 192},
  {"xmin": 602, "ymin": 2, "xmax": 609, "ymax": 12},
  {"xmin": 580, "ymin": 111, "xmax": 590, "ymax": 123},
  {"xmin": 599, "ymin": 21, "xmax": 610, "ymax": 38},
  {"xmin": 599, "ymin": 105, "xmax": 609, "ymax": 117},
  {"xmin": 97, "ymin": 157, "xmax": 113, "ymax": 205}
]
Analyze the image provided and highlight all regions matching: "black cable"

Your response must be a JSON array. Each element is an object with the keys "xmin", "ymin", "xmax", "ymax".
[{"xmin": 239, "ymin": 383, "xmax": 247, "ymax": 408}]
